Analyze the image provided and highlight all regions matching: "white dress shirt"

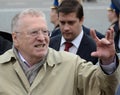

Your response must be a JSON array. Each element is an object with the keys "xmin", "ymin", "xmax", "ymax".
[{"xmin": 60, "ymin": 29, "xmax": 84, "ymax": 54}]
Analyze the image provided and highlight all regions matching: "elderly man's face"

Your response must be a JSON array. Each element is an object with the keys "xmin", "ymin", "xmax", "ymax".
[{"xmin": 13, "ymin": 15, "xmax": 50, "ymax": 61}]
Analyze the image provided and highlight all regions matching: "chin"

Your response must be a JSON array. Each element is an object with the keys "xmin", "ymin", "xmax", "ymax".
[{"xmin": 36, "ymin": 50, "xmax": 47, "ymax": 57}]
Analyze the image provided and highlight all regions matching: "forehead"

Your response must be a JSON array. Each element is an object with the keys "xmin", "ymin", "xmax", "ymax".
[
  {"xmin": 19, "ymin": 15, "xmax": 46, "ymax": 24},
  {"xmin": 59, "ymin": 12, "xmax": 77, "ymax": 20},
  {"xmin": 51, "ymin": 9, "xmax": 58, "ymax": 14},
  {"xmin": 18, "ymin": 15, "xmax": 48, "ymax": 29},
  {"xmin": 19, "ymin": 14, "xmax": 45, "ymax": 21},
  {"xmin": 107, "ymin": 10, "xmax": 116, "ymax": 14}
]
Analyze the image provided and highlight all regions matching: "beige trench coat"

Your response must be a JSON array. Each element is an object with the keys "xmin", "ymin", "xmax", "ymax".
[{"xmin": 0, "ymin": 48, "xmax": 119, "ymax": 95}]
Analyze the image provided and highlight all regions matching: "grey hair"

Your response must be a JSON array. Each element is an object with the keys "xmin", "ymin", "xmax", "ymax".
[{"xmin": 11, "ymin": 8, "xmax": 46, "ymax": 32}]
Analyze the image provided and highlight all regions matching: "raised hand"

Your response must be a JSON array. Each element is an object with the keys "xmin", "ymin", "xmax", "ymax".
[{"xmin": 90, "ymin": 28, "xmax": 116, "ymax": 65}]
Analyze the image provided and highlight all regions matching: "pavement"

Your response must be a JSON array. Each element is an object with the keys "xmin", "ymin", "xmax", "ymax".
[{"xmin": 0, "ymin": 0, "xmax": 111, "ymax": 34}]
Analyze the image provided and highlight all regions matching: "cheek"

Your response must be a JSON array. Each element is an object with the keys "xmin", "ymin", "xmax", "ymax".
[
  {"xmin": 73, "ymin": 24, "xmax": 80, "ymax": 32},
  {"xmin": 51, "ymin": 12, "xmax": 56, "ymax": 18},
  {"xmin": 13, "ymin": 36, "xmax": 24, "ymax": 47},
  {"xmin": 46, "ymin": 37, "xmax": 50, "ymax": 44},
  {"xmin": 51, "ymin": 14, "xmax": 54, "ymax": 18},
  {"xmin": 107, "ymin": 12, "xmax": 110, "ymax": 16},
  {"xmin": 19, "ymin": 37, "xmax": 33, "ymax": 47},
  {"xmin": 59, "ymin": 25, "xmax": 63, "ymax": 31}
]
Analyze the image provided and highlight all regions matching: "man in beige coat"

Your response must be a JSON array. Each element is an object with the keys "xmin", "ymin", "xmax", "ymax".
[{"xmin": 0, "ymin": 8, "xmax": 119, "ymax": 95}]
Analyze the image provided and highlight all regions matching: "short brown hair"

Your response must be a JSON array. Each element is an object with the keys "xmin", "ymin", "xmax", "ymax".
[{"xmin": 58, "ymin": 0, "xmax": 84, "ymax": 20}]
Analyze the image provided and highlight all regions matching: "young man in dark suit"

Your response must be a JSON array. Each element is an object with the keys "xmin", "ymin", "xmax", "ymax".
[{"xmin": 49, "ymin": 0, "xmax": 101, "ymax": 64}]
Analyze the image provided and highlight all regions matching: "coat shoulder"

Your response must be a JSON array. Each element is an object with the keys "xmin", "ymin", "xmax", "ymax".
[{"xmin": 0, "ymin": 49, "xmax": 14, "ymax": 64}]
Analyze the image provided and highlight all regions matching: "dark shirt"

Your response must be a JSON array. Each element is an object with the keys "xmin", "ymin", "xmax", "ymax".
[
  {"xmin": 0, "ymin": 36, "xmax": 12, "ymax": 55},
  {"xmin": 112, "ymin": 21, "xmax": 120, "ymax": 53}
]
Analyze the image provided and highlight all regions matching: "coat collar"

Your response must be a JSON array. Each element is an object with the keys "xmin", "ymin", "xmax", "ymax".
[
  {"xmin": 0, "ymin": 48, "xmax": 62, "ymax": 67},
  {"xmin": 0, "ymin": 49, "xmax": 16, "ymax": 64},
  {"xmin": 46, "ymin": 48, "xmax": 62, "ymax": 67}
]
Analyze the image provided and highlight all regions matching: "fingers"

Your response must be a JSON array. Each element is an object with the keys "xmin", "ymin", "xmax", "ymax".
[
  {"xmin": 91, "ymin": 51, "xmax": 100, "ymax": 57},
  {"xmin": 90, "ymin": 28, "xmax": 114, "ymax": 45},
  {"xmin": 106, "ymin": 27, "xmax": 114, "ymax": 41},
  {"xmin": 97, "ymin": 28, "xmax": 114, "ymax": 45},
  {"xmin": 90, "ymin": 28, "xmax": 100, "ymax": 42},
  {"xmin": 100, "ymin": 38, "xmax": 111, "ymax": 45},
  {"xmin": 105, "ymin": 28, "xmax": 114, "ymax": 45}
]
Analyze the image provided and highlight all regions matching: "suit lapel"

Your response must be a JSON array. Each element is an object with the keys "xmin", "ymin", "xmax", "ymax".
[{"xmin": 76, "ymin": 33, "xmax": 89, "ymax": 58}]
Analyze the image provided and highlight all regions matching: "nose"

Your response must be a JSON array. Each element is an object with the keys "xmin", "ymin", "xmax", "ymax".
[
  {"xmin": 36, "ymin": 32, "xmax": 45, "ymax": 41},
  {"xmin": 63, "ymin": 23, "xmax": 70, "ymax": 31}
]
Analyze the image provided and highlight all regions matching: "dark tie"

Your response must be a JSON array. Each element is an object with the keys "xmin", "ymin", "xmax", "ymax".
[{"xmin": 64, "ymin": 42, "xmax": 73, "ymax": 52}]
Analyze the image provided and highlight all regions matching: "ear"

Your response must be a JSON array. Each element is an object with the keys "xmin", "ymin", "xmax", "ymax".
[
  {"xmin": 12, "ymin": 32, "xmax": 19, "ymax": 47},
  {"xmin": 80, "ymin": 16, "xmax": 84, "ymax": 23},
  {"xmin": 79, "ymin": 16, "xmax": 84, "ymax": 26}
]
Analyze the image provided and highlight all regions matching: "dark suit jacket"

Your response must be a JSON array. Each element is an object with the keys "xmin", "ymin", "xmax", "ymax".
[
  {"xmin": 49, "ymin": 33, "xmax": 98, "ymax": 65},
  {"xmin": 0, "ymin": 36, "xmax": 12, "ymax": 55},
  {"xmin": 50, "ymin": 25, "xmax": 61, "ymax": 38},
  {"xmin": 82, "ymin": 25, "xmax": 105, "ymax": 39}
]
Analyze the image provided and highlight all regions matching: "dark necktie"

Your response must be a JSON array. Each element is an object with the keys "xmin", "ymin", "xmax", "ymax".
[{"xmin": 64, "ymin": 42, "xmax": 73, "ymax": 52}]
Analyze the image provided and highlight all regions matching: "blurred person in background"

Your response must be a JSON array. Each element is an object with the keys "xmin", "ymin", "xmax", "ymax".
[
  {"xmin": 107, "ymin": 2, "xmax": 120, "ymax": 53},
  {"xmin": 50, "ymin": 0, "xmax": 61, "ymax": 37}
]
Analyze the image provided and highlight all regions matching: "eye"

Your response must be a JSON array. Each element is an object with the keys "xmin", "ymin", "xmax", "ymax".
[
  {"xmin": 60, "ymin": 21, "xmax": 65, "ymax": 25},
  {"xmin": 30, "ymin": 30, "xmax": 38, "ymax": 35},
  {"xmin": 42, "ymin": 30, "xmax": 48, "ymax": 33},
  {"xmin": 68, "ymin": 21, "xmax": 76, "ymax": 25},
  {"xmin": 42, "ymin": 30, "xmax": 49, "ymax": 35}
]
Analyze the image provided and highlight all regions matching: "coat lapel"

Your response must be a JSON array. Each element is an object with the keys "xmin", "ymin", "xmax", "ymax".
[{"xmin": 13, "ymin": 61, "xmax": 30, "ymax": 92}]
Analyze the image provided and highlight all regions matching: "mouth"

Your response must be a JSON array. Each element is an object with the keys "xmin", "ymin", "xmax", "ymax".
[
  {"xmin": 63, "ymin": 31, "xmax": 71, "ymax": 35},
  {"xmin": 34, "ymin": 44, "xmax": 46, "ymax": 48}
]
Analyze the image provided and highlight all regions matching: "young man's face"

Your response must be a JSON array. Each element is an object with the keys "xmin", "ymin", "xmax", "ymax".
[{"xmin": 59, "ymin": 12, "xmax": 84, "ymax": 41}]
